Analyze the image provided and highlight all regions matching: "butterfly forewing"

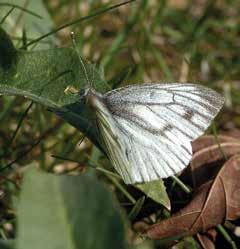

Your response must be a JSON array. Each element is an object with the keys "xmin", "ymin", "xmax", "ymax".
[{"xmin": 94, "ymin": 83, "xmax": 224, "ymax": 184}]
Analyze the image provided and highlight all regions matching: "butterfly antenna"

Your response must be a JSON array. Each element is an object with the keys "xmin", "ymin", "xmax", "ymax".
[{"xmin": 70, "ymin": 32, "xmax": 91, "ymax": 88}]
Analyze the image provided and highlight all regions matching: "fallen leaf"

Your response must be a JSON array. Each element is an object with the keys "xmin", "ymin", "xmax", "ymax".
[
  {"xmin": 222, "ymin": 129, "xmax": 240, "ymax": 140},
  {"xmin": 197, "ymin": 230, "xmax": 216, "ymax": 249},
  {"xmin": 191, "ymin": 142, "xmax": 240, "ymax": 170},
  {"xmin": 192, "ymin": 135, "xmax": 238, "ymax": 153},
  {"xmin": 190, "ymin": 142, "xmax": 240, "ymax": 188},
  {"xmin": 143, "ymin": 155, "xmax": 240, "ymax": 240}
]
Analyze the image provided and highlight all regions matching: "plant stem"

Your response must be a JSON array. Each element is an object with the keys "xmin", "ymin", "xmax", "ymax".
[
  {"xmin": 217, "ymin": 224, "xmax": 237, "ymax": 249},
  {"xmin": 171, "ymin": 175, "xmax": 192, "ymax": 194}
]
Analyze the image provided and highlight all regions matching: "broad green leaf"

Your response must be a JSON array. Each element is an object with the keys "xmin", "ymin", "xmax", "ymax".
[
  {"xmin": 0, "ymin": 240, "xmax": 14, "ymax": 249},
  {"xmin": 0, "ymin": 27, "xmax": 106, "ymax": 147},
  {"xmin": 17, "ymin": 166, "xmax": 128, "ymax": 249},
  {"xmin": 135, "ymin": 180, "xmax": 170, "ymax": 210}
]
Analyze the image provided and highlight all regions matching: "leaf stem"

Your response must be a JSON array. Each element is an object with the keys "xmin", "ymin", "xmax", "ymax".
[
  {"xmin": 171, "ymin": 175, "xmax": 192, "ymax": 194},
  {"xmin": 51, "ymin": 154, "xmax": 136, "ymax": 204},
  {"xmin": 106, "ymin": 174, "xmax": 136, "ymax": 204},
  {"xmin": 51, "ymin": 154, "xmax": 121, "ymax": 179},
  {"xmin": 128, "ymin": 196, "xmax": 145, "ymax": 220}
]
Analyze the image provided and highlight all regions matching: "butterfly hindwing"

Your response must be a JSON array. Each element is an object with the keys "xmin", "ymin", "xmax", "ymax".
[{"xmin": 96, "ymin": 83, "xmax": 224, "ymax": 184}]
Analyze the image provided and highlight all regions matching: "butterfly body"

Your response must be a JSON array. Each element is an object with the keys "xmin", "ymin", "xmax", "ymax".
[
  {"xmin": 85, "ymin": 88, "xmax": 105, "ymax": 111},
  {"xmin": 82, "ymin": 83, "xmax": 224, "ymax": 184}
]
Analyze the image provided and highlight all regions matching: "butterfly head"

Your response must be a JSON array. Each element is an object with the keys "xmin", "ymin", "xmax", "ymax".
[
  {"xmin": 80, "ymin": 87, "xmax": 104, "ymax": 111},
  {"xmin": 78, "ymin": 88, "xmax": 89, "ymax": 98}
]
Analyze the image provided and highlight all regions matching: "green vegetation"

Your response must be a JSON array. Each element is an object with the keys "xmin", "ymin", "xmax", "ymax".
[{"xmin": 0, "ymin": 1, "xmax": 239, "ymax": 248}]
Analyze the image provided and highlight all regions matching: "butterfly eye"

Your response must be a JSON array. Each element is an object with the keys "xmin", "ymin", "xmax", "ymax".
[{"xmin": 79, "ymin": 89, "xmax": 86, "ymax": 97}]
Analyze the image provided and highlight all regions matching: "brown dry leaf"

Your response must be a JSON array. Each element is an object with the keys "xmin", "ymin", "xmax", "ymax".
[
  {"xmin": 143, "ymin": 155, "xmax": 240, "ymax": 240},
  {"xmin": 190, "ymin": 137, "xmax": 240, "ymax": 188},
  {"xmin": 192, "ymin": 135, "xmax": 239, "ymax": 153},
  {"xmin": 197, "ymin": 234, "xmax": 215, "ymax": 249},
  {"xmin": 191, "ymin": 142, "xmax": 240, "ymax": 169},
  {"xmin": 222, "ymin": 129, "xmax": 240, "ymax": 140},
  {"xmin": 197, "ymin": 229, "xmax": 217, "ymax": 249}
]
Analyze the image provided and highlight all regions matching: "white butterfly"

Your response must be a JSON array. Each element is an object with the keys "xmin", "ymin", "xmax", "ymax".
[
  {"xmin": 82, "ymin": 83, "xmax": 224, "ymax": 184},
  {"xmin": 70, "ymin": 32, "xmax": 224, "ymax": 184}
]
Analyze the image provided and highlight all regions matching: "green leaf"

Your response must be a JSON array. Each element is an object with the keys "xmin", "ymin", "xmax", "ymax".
[
  {"xmin": 0, "ymin": 240, "xmax": 14, "ymax": 249},
  {"xmin": 17, "ymin": 166, "xmax": 128, "ymax": 249},
  {"xmin": 132, "ymin": 240, "xmax": 154, "ymax": 249},
  {"xmin": 135, "ymin": 180, "xmax": 170, "ymax": 210},
  {"xmin": 0, "ymin": 27, "xmax": 106, "ymax": 147},
  {"xmin": 174, "ymin": 237, "xmax": 201, "ymax": 249}
]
